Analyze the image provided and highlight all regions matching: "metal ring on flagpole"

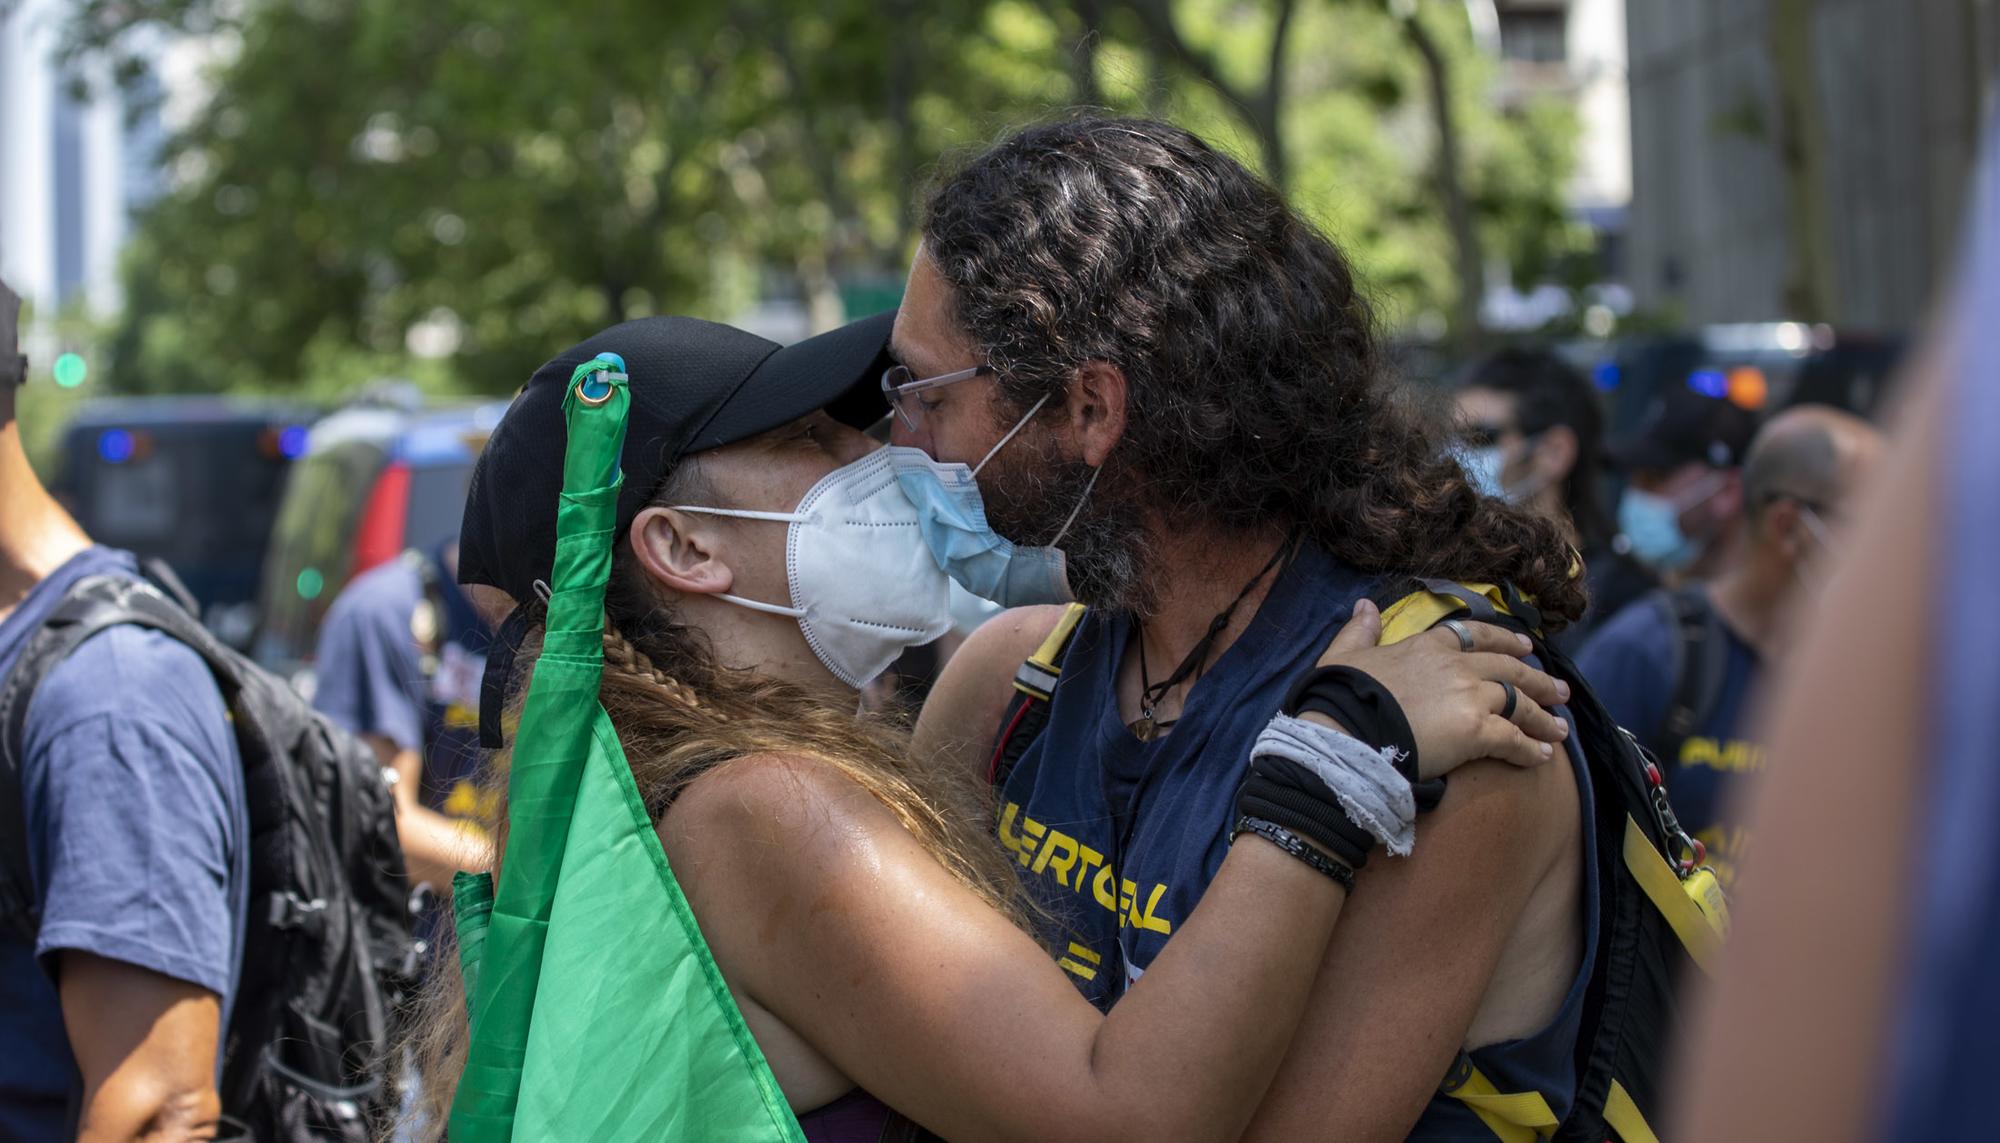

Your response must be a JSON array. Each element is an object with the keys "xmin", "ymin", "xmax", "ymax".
[{"xmin": 576, "ymin": 370, "xmax": 622, "ymax": 406}]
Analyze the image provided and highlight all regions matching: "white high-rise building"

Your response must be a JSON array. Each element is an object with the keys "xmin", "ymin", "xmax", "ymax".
[{"xmin": 0, "ymin": 0, "xmax": 167, "ymax": 336}]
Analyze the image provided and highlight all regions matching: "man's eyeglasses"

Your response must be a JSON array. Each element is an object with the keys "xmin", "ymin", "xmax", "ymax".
[{"xmin": 880, "ymin": 363, "xmax": 993, "ymax": 433}]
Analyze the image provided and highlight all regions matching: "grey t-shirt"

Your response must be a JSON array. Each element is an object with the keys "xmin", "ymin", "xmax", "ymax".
[{"xmin": 0, "ymin": 547, "xmax": 248, "ymax": 1141}]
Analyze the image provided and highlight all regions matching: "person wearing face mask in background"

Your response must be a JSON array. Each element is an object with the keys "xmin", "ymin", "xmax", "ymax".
[
  {"xmin": 1577, "ymin": 404, "xmax": 1882, "ymax": 888},
  {"xmin": 1604, "ymin": 380, "xmax": 1761, "ymax": 582},
  {"xmin": 1454, "ymin": 347, "xmax": 1656, "ymax": 652}
]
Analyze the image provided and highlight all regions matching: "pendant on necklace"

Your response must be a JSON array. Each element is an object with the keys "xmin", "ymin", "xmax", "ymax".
[{"xmin": 1128, "ymin": 707, "xmax": 1173, "ymax": 742}]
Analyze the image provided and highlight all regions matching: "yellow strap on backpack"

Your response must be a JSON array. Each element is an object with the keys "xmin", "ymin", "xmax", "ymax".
[
  {"xmin": 1012, "ymin": 603, "xmax": 1088, "ymax": 701},
  {"xmin": 1440, "ymin": 1058, "xmax": 1560, "ymax": 1142},
  {"xmin": 1377, "ymin": 581, "xmax": 1519, "ymax": 647}
]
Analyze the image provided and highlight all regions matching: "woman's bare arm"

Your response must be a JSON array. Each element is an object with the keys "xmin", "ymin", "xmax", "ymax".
[{"xmin": 664, "ymin": 752, "xmax": 1346, "ymax": 1143}]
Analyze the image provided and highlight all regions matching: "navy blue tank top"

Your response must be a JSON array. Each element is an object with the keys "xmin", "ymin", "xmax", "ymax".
[{"xmin": 997, "ymin": 541, "xmax": 1599, "ymax": 1138}]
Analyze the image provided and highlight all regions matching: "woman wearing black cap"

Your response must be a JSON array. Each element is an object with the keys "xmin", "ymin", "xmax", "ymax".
[{"xmin": 416, "ymin": 314, "xmax": 1571, "ymax": 1141}]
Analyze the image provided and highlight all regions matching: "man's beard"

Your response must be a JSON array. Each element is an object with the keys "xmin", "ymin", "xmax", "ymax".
[{"xmin": 976, "ymin": 426, "xmax": 1157, "ymax": 615}]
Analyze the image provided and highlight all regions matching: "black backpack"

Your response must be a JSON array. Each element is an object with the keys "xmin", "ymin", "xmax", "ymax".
[
  {"xmin": 1651, "ymin": 585, "xmax": 1731, "ymax": 771},
  {"xmin": 988, "ymin": 581, "xmax": 1729, "ymax": 1143},
  {"xmin": 0, "ymin": 570, "xmax": 416, "ymax": 1142}
]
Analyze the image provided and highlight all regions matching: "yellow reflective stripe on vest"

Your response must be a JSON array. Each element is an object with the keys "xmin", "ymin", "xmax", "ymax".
[
  {"xmin": 1378, "ymin": 582, "xmax": 1515, "ymax": 647},
  {"xmin": 1012, "ymin": 603, "xmax": 1088, "ymax": 699},
  {"xmin": 1603, "ymin": 1079, "xmax": 1660, "ymax": 1143},
  {"xmin": 1445, "ymin": 1061, "xmax": 1560, "ymax": 1142},
  {"xmin": 1622, "ymin": 813, "xmax": 1725, "ymax": 974}
]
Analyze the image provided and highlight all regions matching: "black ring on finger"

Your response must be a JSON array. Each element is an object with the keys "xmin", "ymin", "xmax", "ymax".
[
  {"xmin": 1498, "ymin": 679, "xmax": 1519, "ymax": 721},
  {"xmin": 1441, "ymin": 618, "xmax": 1476, "ymax": 653}
]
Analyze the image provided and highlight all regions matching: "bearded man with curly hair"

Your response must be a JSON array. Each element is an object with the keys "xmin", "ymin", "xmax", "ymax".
[{"xmin": 909, "ymin": 115, "xmax": 1596, "ymax": 1140}]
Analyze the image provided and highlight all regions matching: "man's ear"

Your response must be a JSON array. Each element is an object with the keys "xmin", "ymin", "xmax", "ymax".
[
  {"xmin": 629, "ymin": 507, "xmax": 735, "ymax": 597},
  {"xmin": 1533, "ymin": 425, "xmax": 1580, "ymax": 484},
  {"xmin": 1064, "ymin": 360, "xmax": 1129, "ymax": 468},
  {"xmin": 1765, "ymin": 498, "xmax": 1810, "ymax": 562}
]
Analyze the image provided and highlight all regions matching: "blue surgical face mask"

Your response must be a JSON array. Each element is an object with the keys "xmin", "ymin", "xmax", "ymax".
[
  {"xmin": 1460, "ymin": 437, "xmax": 1552, "ymax": 504},
  {"xmin": 1617, "ymin": 488, "xmax": 1695, "ymax": 571},
  {"xmin": 889, "ymin": 394, "xmax": 1093, "ymax": 608},
  {"xmin": 1619, "ymin": 471, "xmax": 1727, "ymax": 572},
  {"xmin": 1461, "ymin": 446, "xmax": 1508, "ymax": 499}
]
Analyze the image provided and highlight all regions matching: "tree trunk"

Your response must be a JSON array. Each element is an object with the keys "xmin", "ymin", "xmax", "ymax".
[
  {"xmin": 797, "ymin": 245, "xmax": 845, "ymax": 335},
  {"xmin": 1768, "ymin": 0, "xmax": 1838, "ymax": 321},
  {"xmin": 1253, "ymin": 0, "xmax": 1297, "ymax": 191},
  {"xmin": 887, "ymin": 0, "xmax": 921, "ymax": 253},
  {"xmin": 1072, "ymin": 0, "xmax": 1104, "ymax": 106},
  {"xmin": 1125, "ymin": 0, "xmax": 1295, "ymax": 190},
  {"xmin": 1402, "ymin": 5, "xmax": 1483, "ymax": 350}
]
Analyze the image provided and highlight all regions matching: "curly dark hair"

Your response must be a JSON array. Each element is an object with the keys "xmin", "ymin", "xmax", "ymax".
[{"xmin": 920, "ymin": 113, "xmax": 1586, "ymax": 625}]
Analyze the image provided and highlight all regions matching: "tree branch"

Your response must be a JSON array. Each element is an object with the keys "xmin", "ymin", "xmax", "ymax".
[
  {"xmin": 1399, "ymin": 3, "xmax": 1483, "ymax": 348},
  {"xmin": 1130, "ymin": 0, "xmax": 1244, "ymax": 106}
]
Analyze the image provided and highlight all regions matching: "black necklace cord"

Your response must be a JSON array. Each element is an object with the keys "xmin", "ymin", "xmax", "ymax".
[{"xmin": 1137, "ymin": 530, "xmax": 1301, "ymax": 722}]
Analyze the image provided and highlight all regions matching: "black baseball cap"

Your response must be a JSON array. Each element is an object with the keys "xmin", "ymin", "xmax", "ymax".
[
  {"xmin": 1607, "ymin": 380, "xmax": 1761, "ymax": 472},
  {"xmin": 458, "ymin": 310, "xmax": 894, "ymax": 606}
]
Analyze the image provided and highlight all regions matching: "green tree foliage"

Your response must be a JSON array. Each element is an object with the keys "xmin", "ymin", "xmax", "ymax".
[{"xmin": 68, "ymin": 0, "xmax": 1582, "ymax": 395}]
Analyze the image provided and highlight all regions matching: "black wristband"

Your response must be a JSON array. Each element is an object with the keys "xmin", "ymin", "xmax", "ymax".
[
  {"xmin": 1283, "ymin": 665, "xmax": 1420, "ymax": 779},
  {"xmin": 1232, "ymin": 816, "xmax": 1356, "ymax": 892},
  {"xmin": 1238, "ymin": 756, "xmax": 1374, "ymax": 869}
]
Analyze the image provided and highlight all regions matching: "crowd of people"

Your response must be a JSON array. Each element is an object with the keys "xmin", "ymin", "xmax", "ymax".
[{"xmin": 0, "ymin": 109, "xmax": 1984, "ymax": 1142}]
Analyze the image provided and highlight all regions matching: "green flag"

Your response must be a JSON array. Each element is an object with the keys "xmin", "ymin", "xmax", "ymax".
[{"xmin": 448, "ymin": 353, "xmax": 806, "ymax": 1142}]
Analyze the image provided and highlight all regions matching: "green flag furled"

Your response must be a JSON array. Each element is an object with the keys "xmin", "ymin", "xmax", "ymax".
[{"xmin": 448, "ymin": 352, "xmax": 806, "ymax": 1141}]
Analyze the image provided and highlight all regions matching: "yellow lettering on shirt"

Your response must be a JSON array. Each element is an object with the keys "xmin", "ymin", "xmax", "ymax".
[
  {"xmin": 997, "ymin": 801, "xmax": 1178, "ymax": 940},
  {"xmin": 1031, "ymin": 829, "xmax": 1081, "ymax": 888},
  {"xmin": 1678, "ymin": 736, "xmax": 1767, "ymax": 773},
  {"xmin": 441, "ymin": 779, "xmax": 498, "ymax": 823}
]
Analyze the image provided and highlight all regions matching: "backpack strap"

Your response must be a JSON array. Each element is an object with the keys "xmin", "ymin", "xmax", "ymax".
[
  {"xmin": 0, "ymin": 575, "xmax": 232, "ymax": 937},
  {"xmin": 1378, "ymin": 579, "xmax": 1540, "ymax": 646},
  {"xmin": 986, "ymin": 604, "xmax": 1088, "ymax": 788},
  {"xmin": 1656, "ymin": 586, "xmax": 1728, "ymax": 770},
  {"xmin": 1438, "ymin": 1053, "xmax": 1561, "ymax": 1143},
  {"xmin": 1380, "ymin": 578, "xmax": 1720, "ymax": 1142}
]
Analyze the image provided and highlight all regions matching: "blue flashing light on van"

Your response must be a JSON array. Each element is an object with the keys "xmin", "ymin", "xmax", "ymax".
[
  {"xmin": 97, "ymin": 429, "xmax": 135, "ymax": 463},
  {"xmin": 1688, "ymin": 369, "xmax": 1729, "ymax": 399}
]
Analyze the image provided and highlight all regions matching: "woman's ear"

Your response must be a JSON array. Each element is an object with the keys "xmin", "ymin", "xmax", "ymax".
[
  {"xmin": 629, "ymin": 507, "xmax": 735, "ymax": 597},
  {"xmin": 1064, "ymin": 360, "xmax": 1130, "ymax": 468}
]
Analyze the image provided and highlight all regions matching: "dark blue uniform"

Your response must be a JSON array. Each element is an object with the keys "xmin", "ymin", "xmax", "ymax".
[
  {"xmin": 1577, "ymin": 591, "xmax": 1762, "ymax": 888},
  {"xmin": 999, "ymin": 542, "xmax": 1600, "ymax": 1138}
]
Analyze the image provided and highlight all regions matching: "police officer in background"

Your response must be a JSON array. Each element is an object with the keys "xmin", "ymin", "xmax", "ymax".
[
  {"xmin": 1578, "ymin": 404, "xmax": 1882, "ymax": 888},
  {"xmin": 312, "ymin": 540, "xmax": 491, "ymax": 900},
  {"xmin": 1455, "ymin": 347, "xmax": 1656, "ymax": 651},
  {"xmin": 1604, "ymin": 381, "xmax": 1762, "ymax": 583}
]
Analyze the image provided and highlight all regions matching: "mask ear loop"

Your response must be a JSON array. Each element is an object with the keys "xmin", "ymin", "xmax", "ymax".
[
  {"xmin": 971, "ymin": 393, "xmax": 1052, "ymax": 477},
  {"xmin": 667, "ymin": 505, "xmax": 807, "ymax": 524},
  {"xmin": 656, "ymin": 504, "xmax": 811, "ymax": 617},
  {"xmin": 1048, "ymin": 465, "xmax": 1101, "ymax": 549}
]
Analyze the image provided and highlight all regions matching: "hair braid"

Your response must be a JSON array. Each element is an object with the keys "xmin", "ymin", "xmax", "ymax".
[{"xmin": 601, "ymin": 625, "xmax": 708, "ymax": 717}]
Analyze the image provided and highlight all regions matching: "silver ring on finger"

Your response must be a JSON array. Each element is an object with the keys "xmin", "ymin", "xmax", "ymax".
[
  {"xmin": 1497, "ymin": 678, "xmax": 1519, "ymax": 720},
  {"xmin": 1441, "ymin": 618, "xmax": 1476, "ymax": 653}
]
